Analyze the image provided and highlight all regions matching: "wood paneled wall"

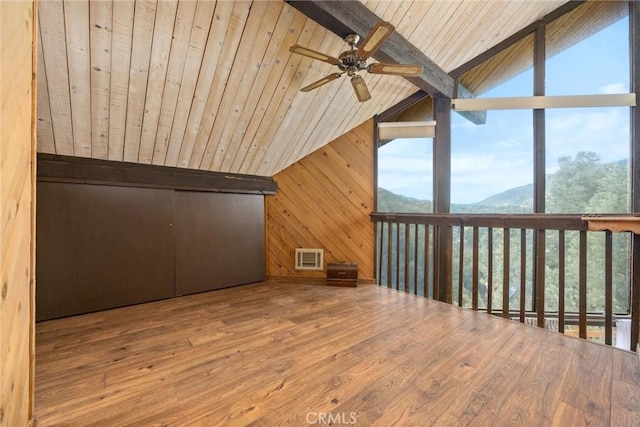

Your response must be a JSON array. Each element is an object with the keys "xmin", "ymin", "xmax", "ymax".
[
  {"xmin": 1, "ymin": 1, "xmax": 37, "ymax": 424},
  {"xmin": 266, "ymin": 119, "xmax": 375, "ymax": 280}
]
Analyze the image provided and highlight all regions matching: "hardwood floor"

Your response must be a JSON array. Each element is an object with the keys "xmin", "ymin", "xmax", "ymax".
[{"xmin": 35, "ymin": 280, "xmax": 640, "ymax": 426}]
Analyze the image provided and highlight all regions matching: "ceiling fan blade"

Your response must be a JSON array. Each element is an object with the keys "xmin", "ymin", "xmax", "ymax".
[
  {"xmin": 357, "ymin": 21, "xmax": 395, "ymax": 60},
  {"xmin": 289, "ymin": 45, "xmax": 340, "ymax": 65},
  {"xmin": 300, "ymin": 73, "xmax": 343, "ymax": 92},
  {"xmin": 367, "ymin": 63, "xmax": 423, "ymax": 76},
  {"xmin": 351, "ymin": 75, "xmax": 371, "ymax": 102}
]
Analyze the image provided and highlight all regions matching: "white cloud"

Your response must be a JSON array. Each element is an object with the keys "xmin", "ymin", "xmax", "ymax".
[{"xmin": 599, "ymin": 82, "xmax": 627, "ymax": 94}]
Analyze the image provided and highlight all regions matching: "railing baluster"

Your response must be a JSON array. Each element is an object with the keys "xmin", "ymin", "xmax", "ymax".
[
  {"xmin": 396, "ymin": 222, "xmax": 400, "ymax": 291},
  {"xmin": 579, "ymin": 230, "xmax": 587, "ymax": 339},
  {"xmin": 536, "ymin": 229, "xmax": 546, "ymax": 328},
  {"xmin": 424, "ymin": 224, "xmax": 430, "ymax": 299},
  {"xmin": 413, "ymin": 224, "xmax": 419, "ymax": 295},
  {"xmin": 404, "ymin": 223, "xmax": 410, "ymax": 293},
  {"xmin": 503, "ymin": 228, "xmax": 510, "ymax": 319},
  {"xmin": 472, "ymin": 227, "xmax": 479, "ymax": 311},
  {"xmin": 559, "ymin": 230, "xmax": 565, "ymax": 334},
  {"xmin": 377, "ymin": 222, "xmax": 384, "ymax": 286},
  {"xmin": 458, "ymin": 226, "xmax": 465, "ymax": 307},
  {"xmin": 487, "ymin": 227, "xmax": 493, "ymax": 315},
  {"xmin": 605, "ymin": 230, "xmax": 613, "ymax": 346},
  {"xmin": 387, "ymin": 221, "xmax": 392, "ymax": 289},
  {"xmin": 520, "ymin": 229, "xmax": 526, "ymax": 323}
]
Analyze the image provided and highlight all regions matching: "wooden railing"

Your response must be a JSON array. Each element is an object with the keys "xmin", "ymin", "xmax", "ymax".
[{"xmin": 371, "ymin": 213, "xmax": 640, "ymax": 351}]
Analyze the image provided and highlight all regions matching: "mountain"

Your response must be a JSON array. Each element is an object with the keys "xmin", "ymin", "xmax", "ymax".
[
  {"xmin": 378, "ymin": 184, "xmax": 532, "ymax": 213},
  {"xmin": 457, "ymin": 183, "xmax": 533, "ymax": 213},
  {"xmin": 377, "ymin": 188, "xmax": 432, "ymax": 213}
]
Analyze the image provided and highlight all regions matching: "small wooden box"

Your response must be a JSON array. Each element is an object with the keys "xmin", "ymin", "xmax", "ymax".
[{"xmin": 327, "ymin": 262, "xmax": 358, "ymax": 287}]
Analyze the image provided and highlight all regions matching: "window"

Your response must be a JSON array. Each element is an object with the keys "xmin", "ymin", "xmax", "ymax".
[
  {"xmin": 452, "ymin": 48, "xmax": 534, "ymax": 213},
  {"xmin": 377, "ymin": 137, "xmax": 433, "ymax": 213}
]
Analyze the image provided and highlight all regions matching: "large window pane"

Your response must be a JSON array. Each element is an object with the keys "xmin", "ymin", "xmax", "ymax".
[
  {"xmin": 377, "ymin": 138, "xmax": 433, "ymax": 213},
  {"xmin": 546, "ymin": 107, "xmax": 630, "ymax": 214},
  {"xmin": 451, "ymin": 108, "xmax": 533, "ymax": 212},
  {"xmin": 546, "ymin": 2, "xmax": 629, "ymax": 95}
]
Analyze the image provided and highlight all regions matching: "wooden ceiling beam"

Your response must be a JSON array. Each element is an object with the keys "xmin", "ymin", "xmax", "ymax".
[{"xmin": 285, "ymin": 0, "xmax": 485, "ymax": 124}]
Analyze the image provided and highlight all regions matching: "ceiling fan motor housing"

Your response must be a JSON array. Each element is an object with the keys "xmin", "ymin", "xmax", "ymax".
[{"xmin": 338, "ymin": 50, "xmax": 368, "ymax": 75}]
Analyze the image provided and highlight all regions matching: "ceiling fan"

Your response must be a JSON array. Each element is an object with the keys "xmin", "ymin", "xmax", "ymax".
[{"xmin": 289, "ymin": 21, "xmax": 423, "ymax": 102}]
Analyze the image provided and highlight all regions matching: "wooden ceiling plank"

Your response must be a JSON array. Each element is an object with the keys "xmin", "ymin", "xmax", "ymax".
[
  {"xmin": 39, "ymin": 0, "xmax": 74, "ymax": 156},
  {"xmin": 89, "ymin": 0, "xmax": 113, "ymax": 160},
  {"xmin": 177, "ymin": 0, "xmax": 247, "ymax": 169},
  {"xmin": 123, "ymin": 0, "xmax": 157, "ymax": 163},
  {"xmin": 222, "ymin": 3, "xmax": 302, "ymax": 171},
  {"xmin": 223, "ymin": 3, "xmax": 299, "ymax": 173},
  {"xmin": 151, "ymin": 0, "xmax": 197, "ymax": 166},
  {"xmin": 367, "ymin": 0, "xmax": 404, "ymax": 24},
  {"xmin": 209, "ymin": 2, "xmax": 283, "ymax": 172},
  {"xmin": 63, "ymin": 0, "xmax": 92, "ymax": 157},
  {"xmin": 286, "ymin": 0, "xmax": 455, "ymax": 97},
  {"xmin": 239, "ymin": 16, "xmax": 325, "ymax": 175},
  {"xmin": 163, "ymin": 0, "xmax": 216, "ymax": 167},
  {"xmin": 196, "ymin": 0, "xmax": 266, "ymax": 171},
  {"xmin": 394, "ymin": 0, "xmax": 436, "ymax": 43},
  {"xmin": 36, "ymin": 31, "xmax": 56, "ymax": 154},
  {"xmin": 397, "ymin": 1, "xmax": 464, "ymax": 67},
  {"xmin": 137, "ymin": 0, "xmax": 178, "ymax": 164},
  {"xmin": 107, "ymin": 0, "xmax": 135, "ymax": 161},
  {"xmin": 383, "ymin": 0, "xmax": 415, "ymax": 29},
  {"xmin": 231, "ymin": 6, "xmax": 307, "ymax": 173},
  {"xmin": 434, "ymin": 2, "xmax": 496, "ymax": 70},
  {"xmin": 252, "ymin": 22, "xmax": 340, "ymax": 176},
  {"xmin": 188, "ymin": 1, "xmax": 256, "ymax": 170}
]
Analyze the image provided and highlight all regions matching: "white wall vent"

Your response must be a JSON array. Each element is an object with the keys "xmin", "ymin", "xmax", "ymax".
[{"xmin": 295, "ymin": 248, "xmax": 323, "ymax": 271}]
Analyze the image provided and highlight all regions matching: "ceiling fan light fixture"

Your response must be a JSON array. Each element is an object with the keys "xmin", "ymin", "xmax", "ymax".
[{"xmin": 351, "ymin": 75, "xmax": 371, "ymax": 102}]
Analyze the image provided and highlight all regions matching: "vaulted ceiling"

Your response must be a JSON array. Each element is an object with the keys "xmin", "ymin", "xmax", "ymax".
[{"xmin": 36, "ymin": 0, "xmax": 568, "ymax": 177}]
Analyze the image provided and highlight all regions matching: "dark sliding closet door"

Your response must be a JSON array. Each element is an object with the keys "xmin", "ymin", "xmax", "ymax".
[
  {"xmin": 173, "ymin": 191, "xmax": 265, "ymax": 295},
  {"xmin": 36, "ymin": 182, "xmax": 175, "ymax": 321}
]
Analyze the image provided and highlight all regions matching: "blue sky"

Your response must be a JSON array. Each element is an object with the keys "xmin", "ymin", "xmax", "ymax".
[{"xmin": 378, "ymin": 16, "xmax": 630, "ymax": 204}]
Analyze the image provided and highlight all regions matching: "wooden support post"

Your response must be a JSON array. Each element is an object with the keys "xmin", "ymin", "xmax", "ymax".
[
  {"xmin": 630, "ymin": 0, "xmax": 640, "ymax": 352},
  {"xmin": 434, "ymin": 95, "xmax": 452, "ymax": 303}
]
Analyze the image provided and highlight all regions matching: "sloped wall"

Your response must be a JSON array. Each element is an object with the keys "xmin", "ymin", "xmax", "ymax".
[
  {"xmin": 1, "ymin": 1, "xmax": 37, "ymax": 424},
  {"xmin": 266, "ymin": 119, "xmax": 375, "ymax": 280}
]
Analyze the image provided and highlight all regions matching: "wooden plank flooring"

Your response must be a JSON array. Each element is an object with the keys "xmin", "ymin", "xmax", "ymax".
[{"xmin": 35, "ymin": 280, "xmax": 640, "ymax": 426}]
